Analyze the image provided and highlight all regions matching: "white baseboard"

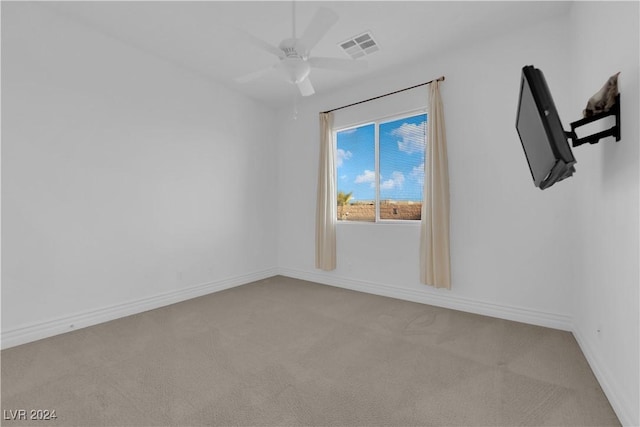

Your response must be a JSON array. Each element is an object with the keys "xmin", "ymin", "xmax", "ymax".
[
  {"xmin": 1, "ymin": 268, "xmax": 278, "ymax": 350},
  {"xmin": 277, "ymin": 267, "xmax": 573, "ymax": 331},
  {"xmin": 572, "ymin": 326, "xmax": 637, "ymax": 427}
]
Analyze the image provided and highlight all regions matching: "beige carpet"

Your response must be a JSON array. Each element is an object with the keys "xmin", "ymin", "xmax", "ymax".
[{"xmin": 1, "ymin": 276, "xmax": 619, "ymax": 426}]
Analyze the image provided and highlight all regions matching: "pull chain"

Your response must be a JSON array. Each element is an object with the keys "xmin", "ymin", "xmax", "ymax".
[{"xmin": 292, "ymin": 90, "xmax": 298, "ymax": 120}]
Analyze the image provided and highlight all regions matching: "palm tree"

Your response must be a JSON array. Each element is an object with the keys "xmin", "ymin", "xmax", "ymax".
[
  {"xmin": 337, "ymin": 191, "xmax": 353, "ymax": 206},
  {"xmin": 337, "ymin": 191, "xmax": 353, "ymax": 220}
]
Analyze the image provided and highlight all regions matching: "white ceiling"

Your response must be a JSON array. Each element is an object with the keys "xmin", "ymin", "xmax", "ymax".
[{"xmin": 42, "ymin": 1, "xmax": 573, "ymax": 109}]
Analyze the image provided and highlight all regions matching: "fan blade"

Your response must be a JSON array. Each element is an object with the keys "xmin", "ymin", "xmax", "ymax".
[
  {"xmin": 297, "ymin": 78, "xmax": 315, "ymax": 96},
  {"xmin": 309, "ymin": 57, "xmax": 368, "ymax": 72},
  {"xmin": 237, "ymin": 30, "xmax": 283, "ymax": 58},
  {"xmin": 235, "ymin": 64, "xmax": 277, "ymax": 83},
  {"xmin": 296, "ymin": 7, "xmax": 338, "ymax": 53}
]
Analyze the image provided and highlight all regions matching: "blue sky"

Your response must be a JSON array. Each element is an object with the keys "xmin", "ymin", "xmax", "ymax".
[{"xmin": 337, "ymin": 113, "xmax": 426, "ymax": 202}]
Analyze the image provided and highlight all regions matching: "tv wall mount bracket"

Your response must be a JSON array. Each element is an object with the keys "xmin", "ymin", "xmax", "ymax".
[{"xmin": 565, "ymin": 94, "xmax": 621, "ymax": 147}]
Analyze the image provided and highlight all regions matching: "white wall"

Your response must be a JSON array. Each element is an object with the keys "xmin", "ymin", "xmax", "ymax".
[
  {"xmin": 568, "ymin": 3, "xmax": 639, "ymax": 426},
  {"xmin": 277, "ymin": 4, "xmax": 639, "ymax": 424},
  {"xmin": 1, "ymin": 3, "xmax": 278, "ymax": 346},
  {"xmin": 277, "ymin": 15, "xmax": 576, "ymax": 330}
]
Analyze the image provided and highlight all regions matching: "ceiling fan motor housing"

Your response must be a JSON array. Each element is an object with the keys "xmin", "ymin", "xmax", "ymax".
[
  {"xmin": 276, "ymin": 39, "xmax": 311, "ymax": 83},
  {"xmin": 279, "ymin": 38, "xmax": 306, "ymax": 58}
]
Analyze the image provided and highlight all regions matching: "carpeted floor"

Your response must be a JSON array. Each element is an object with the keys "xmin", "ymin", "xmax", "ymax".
[{"xmin": 1, "ymin": 276, "xmax": 620, "ymax": 426}]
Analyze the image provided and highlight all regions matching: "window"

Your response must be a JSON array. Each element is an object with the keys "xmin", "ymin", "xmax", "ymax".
[{"xmin": 336, "ymin": 112, "xmax": 426, "ymax": 222}]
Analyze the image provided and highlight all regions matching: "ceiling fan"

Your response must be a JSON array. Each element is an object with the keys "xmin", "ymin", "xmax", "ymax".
[{"xmin": 235, "ymin": 3, "xmax": 368, "ymax": 97}]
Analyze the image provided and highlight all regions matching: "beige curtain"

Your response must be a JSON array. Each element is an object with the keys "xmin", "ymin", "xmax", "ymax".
[
  {"xmin": 420, "ymin": 80, "xmax": 451, "ymax": 288},
  {"xmin": 315, "ymin": 112, "xmax": 337, "ymax": 270}
]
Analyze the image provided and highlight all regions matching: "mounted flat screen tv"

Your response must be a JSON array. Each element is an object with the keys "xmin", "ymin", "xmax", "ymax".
[{"xmin": 516, "ymin": 65, "xmax": 576, "ymax": 190}]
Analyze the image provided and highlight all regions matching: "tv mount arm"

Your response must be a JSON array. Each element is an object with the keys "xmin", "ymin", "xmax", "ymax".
[{"xmin": 565, "ymin": 94, "xmax": 621, "ymax": 147}]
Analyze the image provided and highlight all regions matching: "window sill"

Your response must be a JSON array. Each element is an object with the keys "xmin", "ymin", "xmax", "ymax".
[{"xmin": 336, "ymin": 220, "xmax": 421, "ymax": 226}]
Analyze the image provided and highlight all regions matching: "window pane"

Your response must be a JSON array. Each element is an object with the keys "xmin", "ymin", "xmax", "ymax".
[
  {"xmin": 379, "ymin": 114, "xmax": 426, "ymax": 220},
  {"xmin": 336, "ymin": 123, "xmax": 375, "ymax": 222}
]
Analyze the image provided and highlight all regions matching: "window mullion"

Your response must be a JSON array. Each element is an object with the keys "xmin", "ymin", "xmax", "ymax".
[{"xmin": 375, "ymin": 121, "xmax": 380, "ymax": 222}]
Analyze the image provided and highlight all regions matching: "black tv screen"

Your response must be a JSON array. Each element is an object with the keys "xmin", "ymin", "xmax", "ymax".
[{"xmin": 516, "ymin": 65, "xmax": 576, "ymax": 189}]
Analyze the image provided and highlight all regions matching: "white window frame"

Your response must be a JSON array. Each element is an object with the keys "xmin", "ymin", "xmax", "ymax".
[{"xmin": 334, "ymin": 108, "xmax": 427, "ymax": 224}]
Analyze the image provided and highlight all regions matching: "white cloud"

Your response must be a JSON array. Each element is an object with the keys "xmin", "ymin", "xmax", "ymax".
[
  {"xmin": 336, "ymin": 149, "xmax": 352, "ymax": 167},
  {"xmin": 380, "ymin": 171, "xmax": 405, "ymax": 190},
  {"xmin": 411, "ymin": 162, "xmax": 424, "ymax": 186},
  {"xmin": 392, "ymin": 121, "xmax": 426, "ymax": 154},
  {"xmin": 355, "ymin": 170, "xmax": 376, "ymax": 186}
]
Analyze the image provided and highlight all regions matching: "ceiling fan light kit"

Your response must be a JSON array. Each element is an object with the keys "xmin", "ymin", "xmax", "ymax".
[
  {"xmin": 235, "ymin": 6, "xmax": 368, "ymax": 97},
  {"xmin": 277, "ymin": 59, "xmax": 311, "ymax": 83}
]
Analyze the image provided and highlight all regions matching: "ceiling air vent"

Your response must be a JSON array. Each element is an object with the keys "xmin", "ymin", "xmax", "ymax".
[{"xmin": 339, "ymin": 31, "xmax": 379, "ymax": 59}]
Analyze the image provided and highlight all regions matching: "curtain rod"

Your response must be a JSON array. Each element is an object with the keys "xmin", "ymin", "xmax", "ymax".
[{"xmin": 321, "ymin": 75, "xmax": 445, "ymax": 114}]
